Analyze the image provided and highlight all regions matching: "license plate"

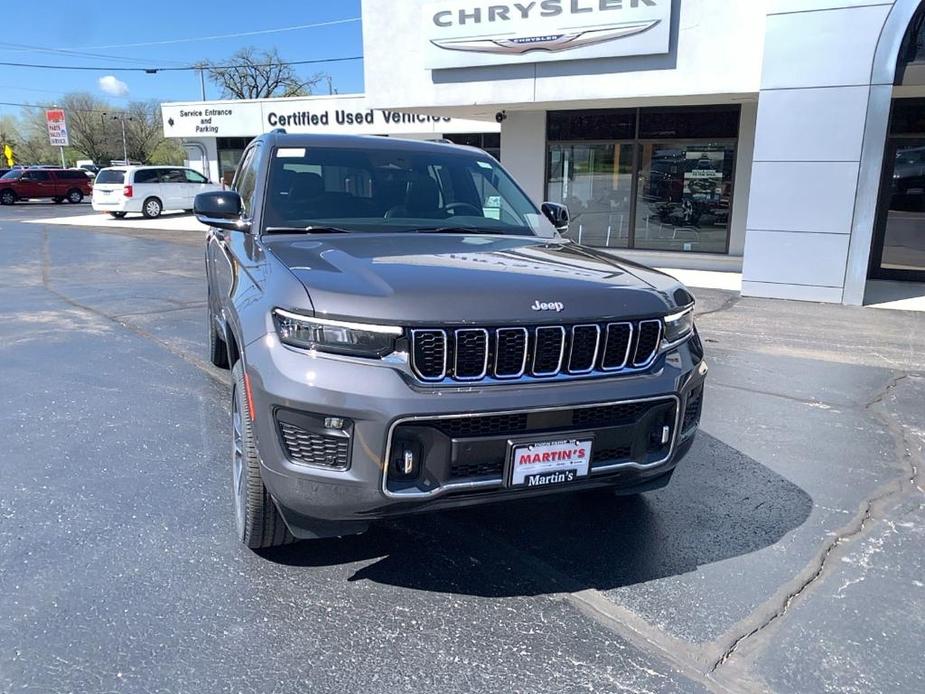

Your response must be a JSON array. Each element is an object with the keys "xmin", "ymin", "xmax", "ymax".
[{"xmin": 509, "ymin": 438, "xmax": 592, "ymax": 488}]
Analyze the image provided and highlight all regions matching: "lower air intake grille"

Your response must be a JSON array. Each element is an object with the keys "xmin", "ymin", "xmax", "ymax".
[
  {"xmin": 683, "ymin": 387, "xmax": 703, "ymax": 433},
  {"xmin": 279, "ymin": 422, "xmax": 350, "ymax": 469}
]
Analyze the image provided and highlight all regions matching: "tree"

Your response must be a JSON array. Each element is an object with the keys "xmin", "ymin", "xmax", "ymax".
[
  {"xmin": 60, "ymin": 93, "xmax": 122, "ymax": 164},
  {"xmin": 123, "ymin": 100, "xmax": 168, "ymax": 163},
  {"xmin": 205, "ymin": 47, "xmax": 328, "ymax": 99}
]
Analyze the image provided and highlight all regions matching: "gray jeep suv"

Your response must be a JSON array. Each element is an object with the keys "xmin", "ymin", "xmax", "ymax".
[{"xmin": 197, "ymin": 131, "xmax": 706, "ymax": 549}]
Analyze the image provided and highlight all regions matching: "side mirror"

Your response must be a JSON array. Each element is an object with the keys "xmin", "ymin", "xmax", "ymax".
[
  {"xmin": 194, "ymin": 191, "xmax": 249, "ymax": 232},
  {"xmin": 541, "ymin": 202, "xmax": 570, "ymax": 233}
]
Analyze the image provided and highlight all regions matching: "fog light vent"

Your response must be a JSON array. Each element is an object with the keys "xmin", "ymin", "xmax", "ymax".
[{"xmin": 279, "ymin": 422, "xmax": 350, "ymax": 470}]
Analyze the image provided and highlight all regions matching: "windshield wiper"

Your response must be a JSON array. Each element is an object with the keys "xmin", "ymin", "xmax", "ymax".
[
  {"xmin": 265, "ymin": 226, "xmax": 352, "ymax": 234},
  {"xmin": 415, "ymin": 226, "xmax": 504, "ymax": 235}
]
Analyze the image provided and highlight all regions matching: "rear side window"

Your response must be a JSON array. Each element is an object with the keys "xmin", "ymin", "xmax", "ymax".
[
  {"xmin": 164, "ymin": 169, "xmax": 187, "ymax": 183},
  {"xmin": 96, "ymin": 170, "xmax": 125, "ymax": 184},
  {"xmin": 185, "ymin": 169, "xmax": 208, "ymax": 184},
  {"xmin": 133, "ymin": 169, "xmax": 160, "ymax": 184},
  {"xmin": 59, "ymin": 170, "xmax": 85, "ymax": 180}
]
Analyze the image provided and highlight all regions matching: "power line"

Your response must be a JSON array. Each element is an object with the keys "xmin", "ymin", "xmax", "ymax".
[
  {"xmin": 76, "ymin": 18, "xmax": 361, "ymax": 50},
  {"xmin": 0, "ymin": 55, "xmax": 363, "ymax": 73},
  {"xmin": 0, "ymin": 84, "xmax": 131, "ymax": 99},
  {"xmin": 0, "ymin": 41, "xmax": 187, "ymax": 67}
]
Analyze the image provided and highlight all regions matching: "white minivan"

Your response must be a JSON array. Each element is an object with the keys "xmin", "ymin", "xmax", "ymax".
[{"xmin": 91, "ymin": 166, "xmax": 221, "ymax": 219}]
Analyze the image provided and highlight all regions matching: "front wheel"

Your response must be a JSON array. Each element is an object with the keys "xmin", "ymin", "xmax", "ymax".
[
  {"xmin": 66, "ymin": 189, "xmax": 83, "ymax": 204},
  {"xmin": 142, "ymin": 197, "xmax": 162, "ymax": 219},
  {"xmin": 0, "ymin": 189, "xmax": 15, "ymax": 205},
  {"xmin": 231, "ymin": 361, "xmax": 294, "ymax": 549}
]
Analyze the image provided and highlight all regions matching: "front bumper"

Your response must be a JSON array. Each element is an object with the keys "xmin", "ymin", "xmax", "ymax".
[{"xmin": 245, "ymin": 331, "xmax": 706, "ymax": 538}]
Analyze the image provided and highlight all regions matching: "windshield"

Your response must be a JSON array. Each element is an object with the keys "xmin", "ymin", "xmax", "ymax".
[
  {"xmin": 96, "ymin": 169, "xmax": 126, "ymax": 184},
  {"xmin": 1, "ymin": 170, "xmax": 21, "ymax": 180},
  {"xmin": 263, "ymin": 145, "xmax": 554, "ymax": 237}
]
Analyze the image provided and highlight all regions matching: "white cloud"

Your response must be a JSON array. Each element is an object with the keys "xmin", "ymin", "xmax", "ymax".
[{"xmin": 98, "ymin": 75, "xmax": 129, "ymax": 97}]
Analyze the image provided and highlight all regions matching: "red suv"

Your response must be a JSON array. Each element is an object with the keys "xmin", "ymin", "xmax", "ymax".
[{"xmin": 0, "ymin": 168, "xmax": 93, "ymax": 205}]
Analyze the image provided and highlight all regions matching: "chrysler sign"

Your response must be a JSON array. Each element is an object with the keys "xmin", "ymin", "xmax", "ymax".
[{"xmin": 424, "ymin": 0, "xmax": 671, "ymax": 69}]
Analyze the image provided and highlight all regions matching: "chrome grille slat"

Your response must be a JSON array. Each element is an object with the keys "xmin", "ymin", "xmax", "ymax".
[
  {"xmin": 408, "ymin": 317, "xmax": 672, "ymax": 383},
  {"xmin": 532, "ymin": 326, "xmax": 566, "ymax": 377},
  {"xmin": 601, "ymin": 322, "xmax": 633, "ymax": 371},
  {"xmin": 567, "ymin": 324, "xmax": 600, "ymax": 374},
  {"xmin": 454, "ymin": 328, "xmax": 489, "ymax": 380},
  {"xmin": 410, "ymin": 329, "xmax": 447, "ymax": 381},
  {"xmin": 633, "ymin": 320, "xmax": 662, "ymax": 367},
  {"xmin": 494, "ymin": 327, "xmax": 528, "ymax": 378}
]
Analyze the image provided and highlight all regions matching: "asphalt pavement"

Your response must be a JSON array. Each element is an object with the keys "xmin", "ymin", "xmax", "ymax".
[{"xmin": 1, "ymin": 202, "xmax": 922, "ymax": 693}]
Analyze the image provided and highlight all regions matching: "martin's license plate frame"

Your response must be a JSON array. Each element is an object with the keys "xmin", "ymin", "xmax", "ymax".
[{"xmin": 507, "ymin": 435, "xmax": 594, "ymax": 489}]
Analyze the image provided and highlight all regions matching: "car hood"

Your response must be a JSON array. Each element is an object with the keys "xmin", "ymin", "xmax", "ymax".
[{"xmin": 264, "ymin": 234, "xmax": 689, "ymax": 325}]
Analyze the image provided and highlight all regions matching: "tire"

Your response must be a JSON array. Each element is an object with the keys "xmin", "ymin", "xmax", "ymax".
[
  {"xmin": 52, "ymin": 197, "xmax": 64, "ymax": 204},
  {"xmin": 208, "ymin": 310, "xmax": 230, "ymax": 369},
  {"xmin": 231, "ymin": 361, "xmax": 294, "ymax": 549},
  {"xmin": 0, "ymin": 189, "xmax": 15, "ymax": 205},
  {"xmin": 110, "ymin": 212, "xmax": 127, "ymax": 219},
  {"xmin": 142, "ymin": 197, "xmax": 162, "ymax": 219},
  {"xmin": 66, "ymin": 189, "xmax": 83, "ymax": 204}
]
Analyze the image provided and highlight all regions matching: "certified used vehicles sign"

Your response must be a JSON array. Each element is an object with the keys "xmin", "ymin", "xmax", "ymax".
[{"xmin": 423, "ymin": 0, "xmax": 671, "ymax": 69}]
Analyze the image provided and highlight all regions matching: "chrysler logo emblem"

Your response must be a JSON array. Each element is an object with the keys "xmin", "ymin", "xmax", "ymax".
[{"xmin": 431, "ymin": 20, "xmax": 660, "ymax": 56}]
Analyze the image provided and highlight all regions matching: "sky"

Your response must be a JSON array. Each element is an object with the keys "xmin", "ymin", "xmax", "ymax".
[{"xmin": 0, "ymin": 0, "xmax": 365, "ymax": 118}]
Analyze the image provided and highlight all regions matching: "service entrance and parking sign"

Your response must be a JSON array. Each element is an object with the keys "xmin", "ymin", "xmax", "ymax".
[{"xmin": 45, "ymin": 109, "xmax": 70, "ymax": 147}]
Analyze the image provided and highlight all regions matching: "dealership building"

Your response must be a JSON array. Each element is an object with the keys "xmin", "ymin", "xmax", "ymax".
[
  {"xmin": 161, "ymin": 93, "xmax": 499, "ymax": 186},
  {"xmin": 356, "ymin": 0, "xmax": 925, "ymax": 304}
]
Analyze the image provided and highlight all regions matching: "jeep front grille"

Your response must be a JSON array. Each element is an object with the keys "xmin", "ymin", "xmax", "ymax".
[{"xmin": 408, "ymin": 318, "xmax": 665, "ymax": 383}]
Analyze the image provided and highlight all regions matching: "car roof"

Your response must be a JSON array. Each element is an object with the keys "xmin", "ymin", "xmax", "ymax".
[{"xmin": 255, "ymin": 131, "xmax": 489, "ymax": 156}]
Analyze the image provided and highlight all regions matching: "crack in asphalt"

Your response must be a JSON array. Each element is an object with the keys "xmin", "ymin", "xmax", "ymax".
[{"xmin": 709, "ymin": 372, "xmax": 922, "ymax": 675}]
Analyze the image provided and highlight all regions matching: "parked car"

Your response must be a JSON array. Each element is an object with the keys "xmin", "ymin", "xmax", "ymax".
[
  {"xmin": 0, "ymin": 168, "xmax": 92, "ymax": 205},
  {"xmin": 198, "ymin": 131, "xmax": 706, "ymax": 549},
  {"xmin": 92, "ymin": 165, "xmax": 221, "ymax": 219}
]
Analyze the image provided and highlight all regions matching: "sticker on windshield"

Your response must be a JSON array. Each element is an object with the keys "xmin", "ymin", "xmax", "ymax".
[
  {"xmin": 277, "ymin": 148, "xmax": 306, "ymax": 158},
  {"xmin": 476, "ymin": 161, "xmax": 493, "ymax": 169}
]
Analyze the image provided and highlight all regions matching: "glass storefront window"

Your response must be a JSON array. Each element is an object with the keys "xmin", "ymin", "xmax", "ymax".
[
  {"xmin": 546, "ymin": 143, "xmax": 634, "ymax": 248},
  {"xmin": 545, "ymin": 107, "xmax": 740, "ymax": 254},
  {"xmin": 875, "ymin": 139, "xmax": 925, "ymax": 276},
  {"xmin": 634, "ymin": 142, "xmax": 735, "ymax": 253}
]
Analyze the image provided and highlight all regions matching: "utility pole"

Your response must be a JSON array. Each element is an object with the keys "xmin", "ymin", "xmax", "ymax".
[
  {"xmin": 199, "ymin": 68, "xmax": 206, "ymax": 100},
  {"xmin": 104, "ymin": 113, "xmax": 131, "ymax": 164}
]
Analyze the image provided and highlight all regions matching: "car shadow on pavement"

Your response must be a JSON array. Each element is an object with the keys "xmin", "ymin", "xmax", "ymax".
[{"xmin": 260, "ymin": 431, "xmax": 813, "ymax": 597}]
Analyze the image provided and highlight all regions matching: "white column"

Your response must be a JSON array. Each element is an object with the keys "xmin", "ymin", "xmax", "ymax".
[
  {"xmin": 500, "ymin": 111, "xmax": 547, "ymax": 206},
  {"xmin": 741, "ymin": 2, "xmax": 894, "ymax": 304}
]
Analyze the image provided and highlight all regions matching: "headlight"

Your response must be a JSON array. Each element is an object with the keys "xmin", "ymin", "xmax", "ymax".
[
  {"xmin": 273, "ymin": 309, "xmax": 402, "ymax": 357},
  {"xmin": 663, "ymin": 307, "xmax": 695, "ymax": 345}
]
